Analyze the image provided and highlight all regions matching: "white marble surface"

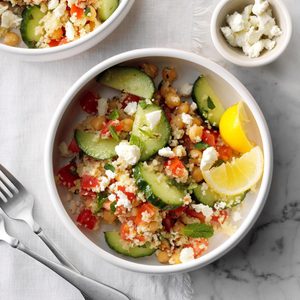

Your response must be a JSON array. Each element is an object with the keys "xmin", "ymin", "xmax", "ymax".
[{"xmin": 0, "ymin": 0, "xmax": 299, "ymax": 299}]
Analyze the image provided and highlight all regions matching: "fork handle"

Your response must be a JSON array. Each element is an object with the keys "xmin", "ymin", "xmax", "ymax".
[
  {"xmin": 35, "ymin": 227, "xmax": 79, "ymax": 273},
  {"xmin": 15, "ymin": 241, "xmax": 129, "ymax": 300}
]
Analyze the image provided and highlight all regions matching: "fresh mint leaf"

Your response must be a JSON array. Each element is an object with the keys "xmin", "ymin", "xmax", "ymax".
[
  {"xmin": 110, "ymin": 201, "xmax": 117, "ymax": 212},
  {"xmin": 95, "ymin": 192, "xmax": 108, "ymax": 213},
  {"xmin": 108, "ymin": 109, "xmax": 119, "ymax": 120},
  {"xmin": 182, "ymin": 223, "xmax": 214, "ymax": 238},
  {"xmin": 104, "ymin": 163, "xmax": 115, "ymax": 172},
  {"xmin": 195, "ymin": 141, "xmax": 209, "ymax": 150},
  {"xmin": 108, "ymin": 126, "xmax": 119, "ymax": 141}
]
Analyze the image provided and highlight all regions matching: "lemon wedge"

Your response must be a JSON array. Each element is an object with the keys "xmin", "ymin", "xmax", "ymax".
[
  {"xmin": 202, "ymin": 146, "xmax": 264, "ymax": 195},
  {"xmin": 219, "ymin": 102, "xmax": 253, "ymax": 153}
]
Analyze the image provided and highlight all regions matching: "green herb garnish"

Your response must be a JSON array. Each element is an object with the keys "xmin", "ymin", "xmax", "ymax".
[
  {"xmin": 84, "ymin": 7, "xmax": 91, "ymax": 16},
  {"xmin": 95, "ymin": 192, "xmax": 108, "ymax": 213},
  {"xmin": 182, "ymin": 223, "xmax": 214, "ymax": 238},
  {"xmin": 108, "ymin": 109, "xmax": 119, "ymax": 120},
  {"xmin": 104, "ymin": 163, "xmax": 115, "ymax": 172},
  {"xmin": 195, "ymin": 141, "xmax": 209, "ymax": 150},
  {"xmin": 108, "ymin": 126, "xmax": 119, "ymax": 141},
  {"xmin": 110, "ymin": 201, "xmax": 117, "ymax": 212},
  {"xmin": 207, "ymin": 97, "xmax": 216, "ymax": 110},
  {"xmin": 139, "ymin": 100, "xmax": 148, "ymax": 109}
]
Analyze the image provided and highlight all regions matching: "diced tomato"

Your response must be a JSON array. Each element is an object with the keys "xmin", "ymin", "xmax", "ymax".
[
  {"xmin": 135, "ymin": 202, "xmax": 156, "ymax": 225},
  {"xmin": 77, "ymin": 209, "xmax": 97, "ymax": 230},
  {"xmin": 168, "ymin": 206, "xmax": 187, "ymax": 219},
  {"xmin": 81, "ymin": 175, "xmax": 99, "ymax": 190},
  {"xmin": 79, "ymin": 91, "xmax": 98, "ymax": 114},
  {"xmin": 201, "ymin": 129, "xmax": 219, "ymax": 147},
  {"xmin": 162, "ymin": 216, "xmax": 176, "ymax": 232},
  {"xmin": 57, "ymin": 162, "xmax": 79, "ymax": 188},
  {"xmin": 118, "ymin": 186, "xmax": 136, "ymax": 202},
  {"xmin": 68, "ymin": 138, "xmax": 80, "ymax": 153},
  {"xmin": 216, "ymin": 145, "xmax": 234, "ymax": 161},
  {"xmin": 101, "ymin": 120, "xmax": 123, "ymax": 135},
  {"xmin": 121, "ymin": 94, "xmax": 141, "ymax": 108},
  {"xmin": 165, "ymin": 157, "xmax": 186, "ymax": 177},
  {"xmin": 59, "ymin": 37, "xmax": 68, "ymax": 45},
  {"xmin": 211, "ymin": 210, "xmax": 228, "ymax": 225},
  {"xmin": 189, "ymin": 238, "xmax": 209, "ymax": 257},
  {"xmin": 120, "ymin": 222, "xmax": 131, "ymax": 241},
  {"xmin": 185, "ymin": 208, "xmax": 205, "ymax": 222},
  {"xmin": 48, "ymin": 39, "xmax": 61, "ymax": 47},
  {"xmin": 70, "ymin": 4, "xmax": 84, "ymax": 19}
]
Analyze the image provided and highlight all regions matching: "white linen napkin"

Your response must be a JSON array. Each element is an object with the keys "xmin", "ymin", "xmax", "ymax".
[{"xmin": 0, "ymin": 0, "xmax": 218, "ymax": 299}]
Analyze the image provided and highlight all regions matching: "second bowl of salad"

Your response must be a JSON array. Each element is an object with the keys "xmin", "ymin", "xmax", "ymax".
[{"xmin": 45, "ymin": 48, "xmax": 273, "ymax": 273}]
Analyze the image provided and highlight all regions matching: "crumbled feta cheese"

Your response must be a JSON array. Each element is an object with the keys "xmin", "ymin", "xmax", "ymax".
[
  {"xmin": 181, "ymin": 113, "xmax": 193, "ymax": 125},
  {"xmin": 227, "ymin": 12, "xmax": 245, "ymax": 32},
  {"xmin": 141, "ymin": 211, "xmax": 151, "ymax": 223},
  {"xmin": 105, "ymin": 170, "xmax": 115, "ymax": 179},
  {"xmin": 246, "ymin": 26, "xmax": 263, "ymax": 45},
  {"xmin": 1, "ymin": 11, "xmax": 22, "ymax": 29},
  {"xmin": 115, "ymin": 141, "xmax": 141, "ymax": 165},
  {"xmin": 0, "ymin": 3, "xmax": 8, "ymax": 15},
  {"xmin": 200, "ymin": 147, "xmax": 218, "ymax": 171},
  {"xmin": 192, "ymin": 203, "xmax": 214, "ymax": 222},
  {"xmin": 158, "ymin": 147, "xmax": 175, "ymax": 158},
  {"xmin": 243, "ymin": 40, "xmax": 265, "ymax": 58},
  {"xmin": 190, "ymin": 102, "xmax": 197, "ymax": 111},
  {"xmin": 173, "ymin": 145, "xmax": 187, "ymax": 157},
  {"xmin": 48, "ymin": 0, "xmax": 59, "ymax": 10},
  {"xmin": 179, "ymin": 83, "xmax": 193, "ymax": 97},
  {"xmin": 146, "ymin": 110, "xmax": 161, "ymax": 129},
  {"xmin": 270, "ymin": 25, "xmax": 282, "ymax": 38},
  {"xmin": 124, "ymin": 102, "xmax": 138, "ymax": 116},
  {"xmin": 183, "ymin": 194, "xmax": 192, "ymax": 205},
  {"xmin": 252, "ymin": 0, "xmax": 269, "ymax": 16},
  {"xmin": 116, "ymin": 190, "xmax": 132, "ymax": 209},
  {"xmin": 214, "ymin": 201, "xmax": 227, "ymax": 210},
  {"xmin": 99, "ymin": 177, "xmax": 110, "ymax": 191},
  {"xmin": 65, "ymin": 21, "xmax": 75, "ymax": 41},
  {"xmin": 53, "ymin": 3, "xmax": 66, "ymax": 18},
  {"xmin": 232, "ymin": 211, "xmax": 242, "ymax": 222},
  {"xmin": 263, "ymin": 39, "xmax": 276, "ymax": 50},
  {"xmin": 179, "ymin": 247, "xmax": 195, "ymax": 263},
  {"xmin": 145, "ymin": 99, "xmax": 153, "ymax": 105},
  {"xmin": 173, "ymin": 128, "xmax": 184, "ymax": 139},
  {"xmin": 221, "ymin": 26, "xmax": 238, "ymax": 47},
  {"xmin": 97, "ymin": 98, "xmax": 108, "ymax": 116},
  {"xmin": 108, "ymin": 194, "xmax": 116, "ymax": 202}
]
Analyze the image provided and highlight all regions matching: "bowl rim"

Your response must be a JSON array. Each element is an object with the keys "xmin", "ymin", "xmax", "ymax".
[
  {"xmin": 44, "ymin": 48, "xmax": 273, "ymax": 274},
  {"xmin": 0, "ymin": 0, "xmax": 134, "ymax": 56},
  {"xmin": 210, "ymin": 0, "xmax": 293, "ymax": 67}
]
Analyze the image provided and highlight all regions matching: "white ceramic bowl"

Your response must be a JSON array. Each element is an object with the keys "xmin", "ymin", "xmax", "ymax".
[
  {"xmin": 45, "ymin": 48, "xmax": 273, "ymax": 274},
  {"xmin": 0, "ymin": 0, "xmax": 134, "ymax": 62},
  {"xmin": 211, "ymin": 0, "xmax": 292, "ymax": 67}
]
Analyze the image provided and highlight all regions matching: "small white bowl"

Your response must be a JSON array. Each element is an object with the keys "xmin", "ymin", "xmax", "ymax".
[
  {"xmin": 211, "ymin": 0, "xmax": 292, "ymax": 67},
  {"xmin": 0, "ymin": 0, "xmax": 134, "ymax": 62},
  {"xmin": 45, "ymin": 48, "xmax": 273, "ymax": 274}
]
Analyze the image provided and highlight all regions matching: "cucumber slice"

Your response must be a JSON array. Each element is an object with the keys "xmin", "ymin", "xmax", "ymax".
[
  {"xmin": 192, "ymin": 76, "xmax": 225, "ymax": 127},
  {"xmin": 20, "ymin": 6, "xmax": 46, "ymax": 48},
  {"xmin": 104, "ymin": 231, "xmax": 156, "ymax": 258},
  {"xmin": 134, "ymin": 163, "xmax": 185, "ymax": 209},
  {"xmin": 130, "ymin": 102, "xmax": 171, "ymax": 161},
  {"xmin": 97, "ymin": 67, "xmax": 155, "ymax": 99},
  {"xmin": 193, "ymin": 183, "xmax": 247, "ymax": 208},
  {"xmin": 75, "ymin": 130, "xmax": 119, "ymax": 160},
  {"xmin": 98, "ymin": 0, "xmax": 119, "ymax": 22}
]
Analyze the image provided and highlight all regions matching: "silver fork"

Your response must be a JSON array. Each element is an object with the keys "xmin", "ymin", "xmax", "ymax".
[
  {"xmin": 0, "ymin": 215, "xmax": 129, "ymax": 300},
  {"xmin": 0, "ymin": 164, "xmax": 78, "ymax": 271}
]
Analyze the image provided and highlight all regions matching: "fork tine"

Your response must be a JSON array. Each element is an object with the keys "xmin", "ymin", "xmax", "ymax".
[
  {"xmin": 0, "ymin": 179, "xmax": 14, "ymax": 198},
  {"xmin": 0, "ymin": 164, "xmax": 22, "ymax": 193},
  {"xmin": 0, "ymin": 190, "xmax": 8, "ymax": 203}
]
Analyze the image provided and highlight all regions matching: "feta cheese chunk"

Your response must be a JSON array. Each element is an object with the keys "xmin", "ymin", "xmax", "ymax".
[
  {"xmin": 179, "ymin": 83, "xmax": 193, "ymax": 97},
  {"xmin": 65, "ymin": 21, "xmax": 75, "ymax": 41},
  {"xmin": 115, "ymin": 141, "xmax": 141, "ymax": 165},
  {"xmin": 181, "ymin": 113, "xmax": 193, "ymax": 125},
  {"xmin": 105, "ymin": 170, "xmax": 116, "ymax": 180},
  {"xmin": 0, "ymin": 3, "xmax": 8, "ymax": 15},
  {"xmin": 200, "ymin": 147, "xmax": 218, "ymax": 171},
  {"xmin": 190, "ymin": 102, "xmax": 197, "ymax": 111},
  {"xmin": 48, "ymin": 0, "xmax": 59, "ymax": 10},
  {"xmin": 124, "ymin": 102, "xmax": 138, "ymax": 116},
  {"xmin": 158, "ymin": 147, "xmax": 175, "ymax": 158},
  {"xmin": 179, "ymin": 247, "xmax": 195, "ymax": 263},
  {"xmin": 227, "ymin": 12, "xmax": 245, "ymax": 32},
  {"xmin": 221, "ymin": 26, "xmax": 237, "ymax": 47},
  {"xmin": 252, "ymin": 0, "xmax": 269, "ymax": 16},
  {"xmin": 145, "ymin": 110, "xmax": 161, "ymax": 129},
  {"xmin": 115, "ymin": 190, "xmax": 132, "ymax": 209},
  {"xmin": 97, "ymin": 98, "xmax": 108, "ymax": 116},
  {"xmin": 53, "ymin": 3, "xmax": 66, "ymax": 18},
  {"xmin": 1, "ymin": 11, "xmax": 22, "ymax": 29},
  {"xmin": 192, "ymin": 203, "xmax": 214, "ymax": 222}
]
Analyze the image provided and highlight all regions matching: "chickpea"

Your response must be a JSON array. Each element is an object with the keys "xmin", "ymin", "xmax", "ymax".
[
  {"xmin": 169, "ymin": 250, "xmax": 181, "ymax": 264},
  {"xmin": 52, "ymin": 28, "xmax": 63, "ymax": 40},
  {"xmin": 160, "ymin": 239, "xmax": 170, "ymax": 251},
  {"xmin": 171, "ymin": 115, "xmax": 184, "ymax": 129},
  {"xmin": 176, "ymin": 102, "xmax": 190, "ymax": 114},
  {"xmin": 156, "ymin": 250, "xmax": 170, "ymax": 264},
  {"xmin": 190, "ymin": 149, "xmax": 202, "ymax": 159},
  {"xmin": 148, "ymin": 221, "xmax": 159, "ymax": 232},
  {"xmin": 140, "ymin": 63, "xmax": 158, "ymax": 79},
  {"xmin": 165, "ymin": 92, "xmax": 181, "ymax": 109},
  {"xmin": 162, "ymin": 67, "xmax": 177, "ymax": 83},
  {"xmin": 4, "ymin": 32, "xmax": 20, "ymax": 47},
  {"xmin": 121, "ymin": 118, "xmax": 133, "ymax": 132},
  {"xmin": 173, "ymin": 221, "xmax": 184, "ymax": 233},
  {"xmin": 188, "ymin": 125, "xmax": 203, "ymax": 143},
  {"xmin": 191, "ymin": 167, "xmax": 203, "ymax": 183},
  {"xmin": 90, "ymin": 116, "xmax": 106, "ymax": 130},
  {"xmin": 102, "ymin": 210, "xmax": 116, "ymax": 224},
  {"xmin": 192, "ymin": 117, "xmax": 202, "ymax": 126}
]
